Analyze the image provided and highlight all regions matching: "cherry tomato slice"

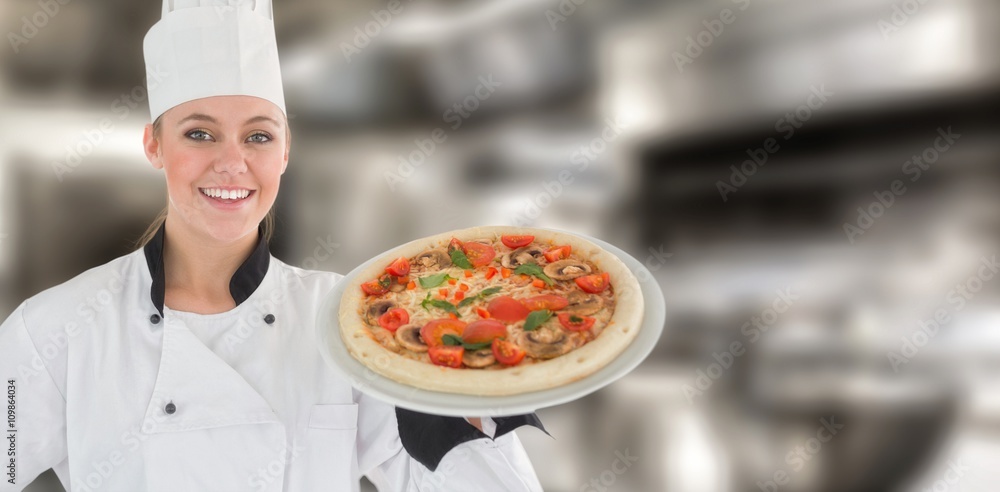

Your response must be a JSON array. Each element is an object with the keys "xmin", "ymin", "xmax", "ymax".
[
  {"xmin": 378, "ymin": 308, "xmax": 410, "ymax": 332},
  {"xmin": 522, "ymin": 294, "xmax": 569, "ymax": 312},
  {"xmin": 385, "ymin": 257, "xmax": 410, "ymax": 277},
  {"xmin": 428, "ymin": 345, "xmax": 464, "ymax": 368},
  {"xmin": 487, "ymin": 296, "xmax": 530, "ymax": 322},
  {"xmin": 462, "ymin": 319, "xmax": 508, "ymax": 344},
  {"xmin": 492, "ymin": 338, "xmax": 526, "ymax": 366},
  {"xmin": 463, "ymin": 242, "xmax": 496, "ymax": 268},
  {"xmin": 501, "ymin": 235, "xmax": 535, "ymax": 249},
  {"xmin": 575, "ymin": 272, "xmax": 610, "ymax": 293},
  {"xmin": 361, "ymin": 274, "xmax": 391, "ymax": 296},
  {"xmin": 420, "ymin": 319, "xmax": 467, "ymax": 347},
  {"xmin": 543, "ymin": 245, "xmax": 572, "ymax": 263},
  {"xmin": 448, "ymin": 238, "xmax": 465, "ymax": 254},
  {"xmin": 557, "ymin": 313, "xmax": 596, "ymax": 332}
]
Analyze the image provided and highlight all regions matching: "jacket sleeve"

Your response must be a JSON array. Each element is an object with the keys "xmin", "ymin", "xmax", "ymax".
[
  {"xmin": 353, "ymin": 390, "xmax": 546, "ymax": 491},
  {"xmin": 0, "ymin": 303, "xmax": 68, "ymax": 492}
]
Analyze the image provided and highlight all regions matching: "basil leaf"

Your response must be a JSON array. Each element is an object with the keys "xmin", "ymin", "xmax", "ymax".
[
  {"xmin": 462, "ymin": 341, "xmax": 493, "ymax": 351},
  {"xmin": 457, "ymin": 286, "xmax": 505, "ymax": 308},
  {"xmin": 513, "ymin": 263, "xmax": 541, "ymax": 276},
  {"xmin": 480, "ymin": 286, "xmax": 503, "ymax": 297},
  {"xmin": 442, "ymin": 334, "xmax": 463, "ymax": 346},
  {"xmin": 450, "ymin": 249, "xmax": 474, "ymax": 269},
  {"xmin": 524, "ymin": 309, "xmax": 553, "ymax": 331},
  {"xmin": 378, "ymin": 275, "xmax": 392, "ymax": 289},
  {"xmin": 422, "ymin": 296, "xmax": 459, "ymax": 317},
  {"xmin": 418, "ymin": 272, "xmax": 453, "ymax": 289},
  {"xmin": 420, "ymin": 293, "xmax": 458, "ymax": 316},
  {"xmin": 569, "ymin": 315, "xmax": 584, "ymax": 323},
  {"xmin": 513, "ymin": 263, "xmax": 554, "ymax": 286}
]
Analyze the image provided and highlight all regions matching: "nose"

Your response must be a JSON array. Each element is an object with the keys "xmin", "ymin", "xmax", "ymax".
[{"xmin": 213, "ymin": 138, "xmax": 248, "ymax": 175}]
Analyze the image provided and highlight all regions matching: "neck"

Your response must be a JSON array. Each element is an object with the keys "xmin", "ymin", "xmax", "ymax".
[{"xmin": 161, "ymin": 214, "xmax": 259, "ymax": 312}]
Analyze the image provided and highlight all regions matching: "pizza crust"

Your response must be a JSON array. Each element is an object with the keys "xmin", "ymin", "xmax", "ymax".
[{"xmin": 338, "ymin": 226, "xmax": 645, "ymax": 396}]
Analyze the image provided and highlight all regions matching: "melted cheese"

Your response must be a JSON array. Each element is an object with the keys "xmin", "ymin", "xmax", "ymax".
[{"xmin": 360, "ymin": 235, "xmax": 617, "ymax": 367}]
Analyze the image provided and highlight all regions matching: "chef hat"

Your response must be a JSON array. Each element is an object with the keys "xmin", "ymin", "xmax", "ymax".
[{"xmin": 143, "ymin": 0, "xmax": 286, "ymax": 122}]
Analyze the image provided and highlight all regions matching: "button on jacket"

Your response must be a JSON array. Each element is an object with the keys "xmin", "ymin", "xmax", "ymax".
[{"xmin": 0, "ymin": 225, "xmax": 545, "ymax": 491}]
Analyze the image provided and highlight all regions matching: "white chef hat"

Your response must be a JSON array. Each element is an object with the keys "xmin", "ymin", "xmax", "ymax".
[{"xmin": 143, "ymin": 0, "xmax": 286, "ymax": 122}]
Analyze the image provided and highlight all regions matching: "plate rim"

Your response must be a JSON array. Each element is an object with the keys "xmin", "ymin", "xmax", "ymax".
[{"xmin": 315, "ymin": 229, "xmax": 666, "ymax": 417}]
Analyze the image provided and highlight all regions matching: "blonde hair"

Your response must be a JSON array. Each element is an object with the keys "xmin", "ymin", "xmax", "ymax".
[{"xmin": 136, "ymin": 114, "xmax": 288, "ymax": 248}]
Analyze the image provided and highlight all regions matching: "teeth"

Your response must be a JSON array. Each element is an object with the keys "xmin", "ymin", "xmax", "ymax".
[{"xmin": 200, "ymin": 188, "xmax": 251, "ymax": 200}]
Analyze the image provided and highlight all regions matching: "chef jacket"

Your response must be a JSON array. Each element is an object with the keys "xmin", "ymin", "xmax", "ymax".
[{"xmin": 0, "ymin": 224, "xmax": 547, "ymax": 491}]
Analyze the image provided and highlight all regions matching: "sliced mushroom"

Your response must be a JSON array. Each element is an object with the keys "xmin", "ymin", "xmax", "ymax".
[
  {"xmin": 544, "ymin": 260, "xmax": 592, "ymax": 281},
  {"xmin": 412, "ymin": 249, "xmax": 451, "ymax": 272},
  {"xmin": 519, "ymin": 326, "xmax": 573, "ymax": 360},
  {"xmin": 395, "ymin": 324, "xmax": 428, "ymax": 353},
  {"xmin": 462, "ymin": 348, "xmax": 496, "ymax": 368},
  {"xmin": 564, "ymin": 291, "xmax": 604, "ymax": 316},
  {"xmin": 365, "ymin": 299, "xmax": 397, "ymax": 326},
  {"xmin": 501, "ymin": 246, "xmax": 546, "ymax": 269}
]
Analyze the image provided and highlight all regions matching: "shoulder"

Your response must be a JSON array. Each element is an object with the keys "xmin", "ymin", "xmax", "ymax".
[
  {"xmin": 269, "ymin": 256, "xmax": 344, "ymax": 293},
  {"xmin": 21, "ymin": 249, "xmax": 143, "ymax": 323}
]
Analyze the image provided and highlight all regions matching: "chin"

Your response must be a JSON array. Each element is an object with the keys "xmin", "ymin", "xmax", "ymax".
[{"xmin": 199, "ymin": 218, "xmax": 261, "ymax": 243}]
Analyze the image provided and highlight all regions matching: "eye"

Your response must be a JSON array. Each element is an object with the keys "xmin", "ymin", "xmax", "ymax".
[
  {"xmin": 185, "ymin": 129, "xmax": 214, "ymax": 141},
  {"xmin": 247, "ymin": 132, "xmax": 272, "ymax": 144}
]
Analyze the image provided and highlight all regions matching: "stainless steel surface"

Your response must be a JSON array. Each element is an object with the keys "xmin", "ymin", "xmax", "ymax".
[{"xmin": 2, "ymin": 0, "xmax": 999, "ymax": 490}]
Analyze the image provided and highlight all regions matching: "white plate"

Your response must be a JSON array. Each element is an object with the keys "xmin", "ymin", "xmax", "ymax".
[{"xmin": 316, "ymin": 231, "xmax": 666, "ymax": 417}]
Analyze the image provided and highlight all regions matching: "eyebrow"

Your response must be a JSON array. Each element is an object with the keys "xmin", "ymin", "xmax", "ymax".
[
  {"xmin": 176, "ymin": 113, "xmax": 217, "ymax": 126},
  {"xmin": 176, "ymin": 113, "xmax": 281, "ymax": 127},
  {"xmin": 244, "ymin": 115, "xmax": 281, "ymax": 127}
]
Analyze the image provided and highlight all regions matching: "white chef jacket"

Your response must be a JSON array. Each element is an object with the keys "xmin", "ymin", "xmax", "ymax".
[{"xmin": 0, "ymin": 225, "xmax": 546, "ymax": 491}]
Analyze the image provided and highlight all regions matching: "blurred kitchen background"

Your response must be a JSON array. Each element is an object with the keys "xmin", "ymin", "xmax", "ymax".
[{"xmin": 3, "ymin": 0, "xmax": 1000, "ymax": 490}]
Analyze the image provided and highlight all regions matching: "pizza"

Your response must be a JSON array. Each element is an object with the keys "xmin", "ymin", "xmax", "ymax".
[{"xmin": 338, "ymin": 226, "xmax": 644, "ymax": 396}]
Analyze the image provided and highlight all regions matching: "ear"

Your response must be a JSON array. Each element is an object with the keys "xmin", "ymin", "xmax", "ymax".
[
  {"xmin": 280, "ymin": 131, "xmax": 290, "ymax": 175},
  {"xmin": 143, "ymin": 124, "xmax": 163, "ymax": 170}
]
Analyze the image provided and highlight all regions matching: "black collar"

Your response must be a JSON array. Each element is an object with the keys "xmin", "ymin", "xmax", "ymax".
[{"xmin": 143, "ymin": 222, "xmax": 271, "ymax": 317}]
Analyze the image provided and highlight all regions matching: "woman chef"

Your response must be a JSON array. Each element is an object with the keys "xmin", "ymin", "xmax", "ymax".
[{"xmin": 0, "ymin": 1, "xmax": 547, "ymax": 491}]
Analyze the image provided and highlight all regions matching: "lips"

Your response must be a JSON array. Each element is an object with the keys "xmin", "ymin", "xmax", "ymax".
[
  {"xmin": 199, "ymin": 187, "xmax": 254, "ymax": 201},
  {"xmin": 198, "ymin": 187, "xmax": 257, "ymax": 211}
]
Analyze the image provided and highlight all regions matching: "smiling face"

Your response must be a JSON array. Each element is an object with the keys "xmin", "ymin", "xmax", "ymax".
[{"xmin": 142, "ymin": 95, "xmax": 289, "ymax": 244}]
